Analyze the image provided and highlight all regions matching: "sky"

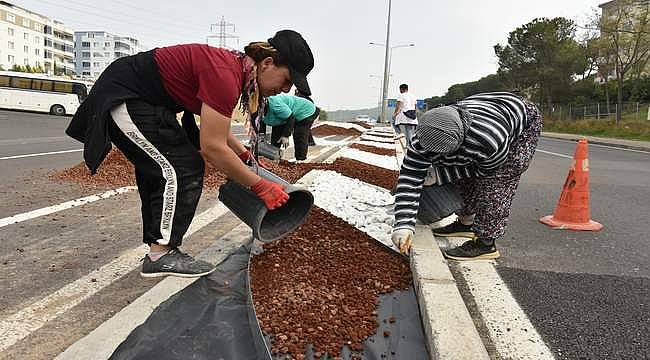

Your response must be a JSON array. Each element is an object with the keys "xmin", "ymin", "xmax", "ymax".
[{"xmin": 14, "ymin": 0, "xmax": 604, "ymax": 111}]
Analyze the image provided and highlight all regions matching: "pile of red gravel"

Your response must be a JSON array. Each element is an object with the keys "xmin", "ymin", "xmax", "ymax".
[
  {"xmin": 50, "ymin": 148, "xmax": 229, "ymax": 191},
  {"xmin": 312, "ymin": 125, "xmax": 362, "ymax": 137},
  {"xmin": 202, "ymin": 164, "xmax": 228, "ymax": 190},
  {"xmin": 50, "ymin": 149, "xmax": 399, "ymax": 192},
  {"xmin": 49, "ymin": 149, "xmax": 136, "ymax": 189},
  {"xmin": 365, "ymin": 132, "xmax": 393, "ymax": 138},
  {"xmin": 263, "ymin": 158, "xmax": 398, "ymax": 191},
  {"xmin": 360, "ymin": 136, "xmax": 394, "ymax": 144},
  {"xmin": 350, "ymin": 121, "xmax": 373, "ymax": 129},
  {"xmin": 250, "ymin": 207, "xmax": 411, "ymax": 358},
  {"xmin": 349, "ymin": 143, "xmax": 396, "ymax": 157}
]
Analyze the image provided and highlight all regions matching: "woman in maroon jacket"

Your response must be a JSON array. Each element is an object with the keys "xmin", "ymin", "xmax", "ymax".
[{"xmin": 67, "ymin": 30, "xmax": 314, "ymax": 278}]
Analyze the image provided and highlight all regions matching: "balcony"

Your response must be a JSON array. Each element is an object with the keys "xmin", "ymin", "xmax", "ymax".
[
  {"xmin": 53, "ymin": 43, "xmax": 74, "ymax": 53},
  {"xmin": 54, "ymin": 33, "xmax": 74, "ymax": 43}
]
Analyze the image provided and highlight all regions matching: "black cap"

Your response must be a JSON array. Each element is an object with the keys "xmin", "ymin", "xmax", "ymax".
[{"xmin": 268, "ymin": 30, "xmax": 314, "ymax": 96}]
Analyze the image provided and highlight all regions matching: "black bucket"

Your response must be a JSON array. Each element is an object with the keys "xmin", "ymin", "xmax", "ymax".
[
  {"xmin": 256, "ymin": 140, "xmax": 282, "ymax": 160},
  {"xmin": 218, "ymin": 167, "xmax": 314, "ymax": 243},
  {"xmin": 416, "ymin": 183, "xmax": 464, "ymax": 224}
]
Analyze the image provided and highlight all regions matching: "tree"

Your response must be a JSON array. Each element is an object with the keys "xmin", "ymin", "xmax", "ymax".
[
  {"xmin": 494, "ymin": 17, "xmax": 587, "ymax": 109},
  {"xmin": 424, "ymin": 73, "xmax": 510, "ymax": 107},
  {"xmin": 319, "ymin": 109, "xmax": 328, "ymax": 121},
  {"xmin": 598, "ymin": 0, "xmax": 650, "ymax": 123}
]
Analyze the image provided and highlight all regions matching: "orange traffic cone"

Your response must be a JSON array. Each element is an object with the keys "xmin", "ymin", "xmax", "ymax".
[{"xmin": 539, "ymin": 139, "xmax": 603, "ymax": 231}]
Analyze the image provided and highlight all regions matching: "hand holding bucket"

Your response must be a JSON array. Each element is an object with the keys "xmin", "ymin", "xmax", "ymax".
[
  {"xmin": 218, "ymin": 167, "xmax": 314, "ymax": 243},
  {"xmin": 251, "ymin": 178, "xmax": 289, "ymax": 209}
]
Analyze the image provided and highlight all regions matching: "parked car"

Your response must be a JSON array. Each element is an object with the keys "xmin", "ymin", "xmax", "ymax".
[{"xmin": 354, "ymin": 115, "xmax": 377, "ymax": 125}]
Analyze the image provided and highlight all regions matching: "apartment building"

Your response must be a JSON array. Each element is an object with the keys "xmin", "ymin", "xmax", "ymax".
[
  {"xmin": 599, "ymin": 0, "xmax": 650, "ymax": 77},
  {"xmin": 74, "ymin": 31, "xmax": 144, "ymax": 79},
  {"xmin": 0, "ymin": 1, "xmax": 74, "ymax": 75}
]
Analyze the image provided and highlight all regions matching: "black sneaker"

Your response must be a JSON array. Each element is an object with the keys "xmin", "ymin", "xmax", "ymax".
[
  {"xmin": 444, "ymin": 239, "xmax": 500, "ymax": 260},
  {"xmin": 140, "ymin": 248, "xmax": 216, "ymax": 278},
  {"xmin": 433, "ymin": 220, "xmax": 475, "ymax": 238}
]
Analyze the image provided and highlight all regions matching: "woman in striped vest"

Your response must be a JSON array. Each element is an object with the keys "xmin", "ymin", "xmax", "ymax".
[{"xmin": 391, "ymin": 92, "xmax": 542, "ymax": 260}]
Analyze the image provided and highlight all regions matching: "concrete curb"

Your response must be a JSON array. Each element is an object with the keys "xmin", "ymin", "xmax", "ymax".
[
  {"xmin": 410, "ymin": 225, "xmax": 490, "ymax": 360},
  {"xmin": 56, "ymin": 223, "xmax": 252, "ymax": 360},
  {"xmin": 541, "ymin": 132, "xmax": 650, "ymax": 152}
]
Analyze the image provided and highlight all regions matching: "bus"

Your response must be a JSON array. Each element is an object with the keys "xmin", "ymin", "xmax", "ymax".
[{"xmin": 0, "ymin": 71, "xmax": 89, "ymax": 116}]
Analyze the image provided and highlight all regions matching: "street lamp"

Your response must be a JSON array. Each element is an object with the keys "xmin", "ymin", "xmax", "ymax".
[
  {"xmin": 369, "ymin": 40, "xmax": 415, "ymax": 123},
  {"xmin": 370, "ymin": 74, "xmax": 392, "ymax": 120}
]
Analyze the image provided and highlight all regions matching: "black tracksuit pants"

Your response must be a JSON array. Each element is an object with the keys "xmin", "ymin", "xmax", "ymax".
[
  {"xmin": 270, "ymin": 110, "xmax": 318, "ymax": 160},
  {"xmin": 107, "ymin": 100, "xmax": 204, "ymax": 247}
]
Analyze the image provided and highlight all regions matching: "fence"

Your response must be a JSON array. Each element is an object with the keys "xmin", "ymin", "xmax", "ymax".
[{"xmin": 540, "ymin": 102, "xmax": 650, "ymax": 121}]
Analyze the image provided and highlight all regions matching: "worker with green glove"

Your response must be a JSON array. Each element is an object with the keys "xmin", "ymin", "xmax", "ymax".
[{"xmin": 263, "ymin": 94, "xmax": 320, "ymax": 162}]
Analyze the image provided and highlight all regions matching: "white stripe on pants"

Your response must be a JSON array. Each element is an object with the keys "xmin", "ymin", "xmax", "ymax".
[{"xmin": 110, "ymin": 102, "xmax": 178, "ymax": 245}]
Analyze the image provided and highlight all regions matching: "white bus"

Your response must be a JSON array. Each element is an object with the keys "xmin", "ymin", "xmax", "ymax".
[{"xmin": 0, "ymin": 71, "xmax": 89, "ymax": 116}]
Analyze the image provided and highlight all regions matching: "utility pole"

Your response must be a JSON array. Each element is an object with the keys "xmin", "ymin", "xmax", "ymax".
[
  {"xmin": 206, "ymin": 16, "xmax": 239, "ymax": 48},
  {"xmin": 380, "ymin": 0, "xmax": 392, "ymax": 124}
]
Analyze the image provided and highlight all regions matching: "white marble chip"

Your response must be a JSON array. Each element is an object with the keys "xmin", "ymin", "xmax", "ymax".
[{"xmin": 299, "ymin": 170, "xmax": 396, "ymax": 251}]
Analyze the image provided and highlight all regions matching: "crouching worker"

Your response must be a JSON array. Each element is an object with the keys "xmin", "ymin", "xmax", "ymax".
[
  {"xmin": 66, "ymin": 30, "xmax": 314, "ymax": 277},
  {"xmin": 263, "ymin": 94, "xmax": 320, "ymax": 162},
  {"xmin": 391, "ymin": 92, "xmax": 542, "ymax": 260}
]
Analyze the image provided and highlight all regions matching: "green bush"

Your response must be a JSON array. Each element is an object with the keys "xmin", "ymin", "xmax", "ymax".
[{"xmin": 544, "ymin": 118, "xmax": 650, "ymax": 141}]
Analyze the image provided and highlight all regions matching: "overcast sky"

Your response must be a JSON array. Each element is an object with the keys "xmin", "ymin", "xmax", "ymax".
[{"xmin": 15, "ymin": 0, "xmax": 603, "ymax": 111}]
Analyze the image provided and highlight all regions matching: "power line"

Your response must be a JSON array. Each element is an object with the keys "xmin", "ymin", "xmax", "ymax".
[
  {"xmin": 108, "ymin": 0, "xmax": 210, "ymax": 32},
  {"xmin": 62, "ymin": 0, "xmax": 208, "ymax": 34},
  {"xmin": 20, "ymin": 0, "xmax": 205, "ymax": 44}
]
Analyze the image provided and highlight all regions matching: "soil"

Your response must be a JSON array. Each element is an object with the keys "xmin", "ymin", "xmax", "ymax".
[
  {"xmin": 348, "ymin": 143, "xmax": 396, "ymax": 157},
  {"xmin": 312, "ymin": 125, "xmax": 362, "ymax": 137},
  {"xmin": 263, "ymin": 158, "xmax": 398, "ymax": 191},
  {"xmin": 250, "ymin": 206, "xmax": 411, "ymax": 358},
  {"xmin": 50, "ymin": 148, "xmax": 228, "ymax": 191}
]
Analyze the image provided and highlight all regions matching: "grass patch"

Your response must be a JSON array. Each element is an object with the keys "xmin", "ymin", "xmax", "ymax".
[{"xmin": 543, "ymin": 118, "xmax": 650, "ymax": 142}]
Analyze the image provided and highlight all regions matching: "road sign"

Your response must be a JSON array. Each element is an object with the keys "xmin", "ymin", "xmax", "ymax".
[{"xmin": 388, "ymin": 98, "xmax": 426, "ymax": 109}]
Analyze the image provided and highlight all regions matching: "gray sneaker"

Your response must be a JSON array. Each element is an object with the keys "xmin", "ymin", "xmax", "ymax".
[{"xmin": 140, "ymin": 249, "xmax": 216, "ymax": 278}]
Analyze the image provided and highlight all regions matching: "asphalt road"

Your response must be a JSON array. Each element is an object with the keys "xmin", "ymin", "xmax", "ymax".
[
  {"xmin": 1, "ymin": 110, "xmax": 648, "ymax": 359},
  {"xmin": 0, "ymin": 110, "xmax": 244, "ymax": 359},
  {"xmin": 498, "ymin": 137, "xmax": 650, "ymax": 359}
]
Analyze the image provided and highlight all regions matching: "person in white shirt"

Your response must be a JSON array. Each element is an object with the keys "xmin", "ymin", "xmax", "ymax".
[{"xmin": 392, "ymin": 84, "xmax": 418, "ymax": 145}]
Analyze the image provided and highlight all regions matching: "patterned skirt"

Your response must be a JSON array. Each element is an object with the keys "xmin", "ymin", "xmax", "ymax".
[{"xmin": 456, "ymin": 101, "xmax": 543, "ymax": 245}]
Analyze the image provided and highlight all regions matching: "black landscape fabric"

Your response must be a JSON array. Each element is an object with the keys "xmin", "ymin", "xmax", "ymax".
[{"xmin": 110, "ymin": 244, "xmax": 428, "ymax": 360}]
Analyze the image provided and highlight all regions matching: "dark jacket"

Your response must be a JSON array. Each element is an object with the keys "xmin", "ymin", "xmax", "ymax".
[{"xmin": 66, "ymin": 49, "xmax": 197, "ymax": 173}]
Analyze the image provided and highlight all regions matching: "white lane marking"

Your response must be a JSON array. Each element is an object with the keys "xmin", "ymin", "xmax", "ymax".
[
  {"xmin": 57, "ymin": 222, "xmax": 253, "ymax": 360},
  {"xmin": 543, "ymin": 137, "xmax": 650, "ymax": 155},
  {"xmin": 0, "ymin": 203, "xmax": 229, "ymax": 352},
  {"xmin": 0, "ymin": 148, "xmax": 82, "ymax": 160},
  {"xmin": 536, "ymin": 149, "xmax": 572, "ymax": 159},
  {"xmin": 0, "ymin": 136, "xmax": 71, "ymax": 146},
  {"xmin": 0, "ymin": 186, "xmax": 137, "ymax": 228},
  {"xmin": 457, "ymin": 261, "xmax": 555, "ymax": 360}
]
